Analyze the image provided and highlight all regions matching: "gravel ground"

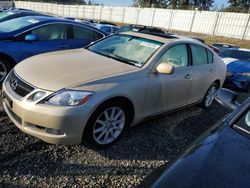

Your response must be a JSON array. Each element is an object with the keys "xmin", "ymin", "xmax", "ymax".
[{"xmin": 0, "ymin": 93, "xmax": 249, "ymax": 188}]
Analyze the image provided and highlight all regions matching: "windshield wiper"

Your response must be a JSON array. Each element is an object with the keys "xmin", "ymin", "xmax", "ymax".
[{"xmin": 90, "ymin": 49, "xmax": 142, "ymax": 67}]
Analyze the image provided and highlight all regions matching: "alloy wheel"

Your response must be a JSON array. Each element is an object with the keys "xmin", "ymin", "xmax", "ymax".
[
  {"xmin": 93, "ymin": 107, "xmax": 125, "ymax": 145},
  {"xmin": 205, "ymin": 85, "xmax": 217, "ymax": 107},
  {"xmin": 0, "ymin": 60, "xmax": 7, "ymax": 82}
]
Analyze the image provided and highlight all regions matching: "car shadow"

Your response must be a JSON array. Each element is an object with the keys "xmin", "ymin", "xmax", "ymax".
[{"xmin": 1, "ymin": 95, "xmax": 247, "ymax": 181}]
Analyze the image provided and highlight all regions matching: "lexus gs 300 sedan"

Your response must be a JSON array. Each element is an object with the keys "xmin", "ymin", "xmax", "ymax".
[{"xmin": 2, "ymin": 32, "xmax": 226, "ymax": 149}]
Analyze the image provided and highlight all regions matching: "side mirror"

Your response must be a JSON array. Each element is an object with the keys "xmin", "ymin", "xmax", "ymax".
[
  {"xmin": 156, "ymin": 63, "xmax": 174, "ymax": 74},
  {"xmin": 215, "ymin": 88, "xmax": 240, "ymax": 110},
  {"xmin": 25, "ymin": 34, "xmax": 39, "ymax": 41}
]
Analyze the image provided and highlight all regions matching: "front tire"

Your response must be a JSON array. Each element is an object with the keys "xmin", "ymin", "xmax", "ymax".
[
  {"xmin": 0, "ymin": 57, "xmax": 12, "ymax": 83},
  {"xmin": 83, "ymin": 101, "xmax": 130, "ymax": 150},
  {"xmin": 200, "ymin": 82, "xmax": 218, "ymax": 109}
]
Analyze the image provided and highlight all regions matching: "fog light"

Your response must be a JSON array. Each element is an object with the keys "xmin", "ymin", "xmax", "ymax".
[
  {"xmin": 45, "ymin": 128, "xmax": 64, "ymax": 135},
  {"xmin": 33, "ymin": 91, "xmax": 46, "ymax": 101}
]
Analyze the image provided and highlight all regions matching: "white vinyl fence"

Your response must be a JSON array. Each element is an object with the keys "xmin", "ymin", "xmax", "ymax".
[
  {"xmin": 14, "ymin": 1, "xmax": 250, "ymax": 40},
  {"xmin": 0, "ymin": 1, "xmax": 13, "ymax": 8}
]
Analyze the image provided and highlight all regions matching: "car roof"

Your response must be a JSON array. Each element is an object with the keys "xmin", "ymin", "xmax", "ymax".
[
  {"xmin": 121, "ymin": 31, "xmax": 179, "ymax": 43},
  {"xmin": 19, "ymin": 16, "xmax": 106, "ymax": 29},
  {"xmin": 225, "ymin": 48, "xmax": 250, "ymax": 52},
  {"xmin": 122, "ymin": 31, "xmax": 205, "ymax": 45},
  {"xmin": 98, "ymin": 23, "xmax": 118, "ymax": 28}
]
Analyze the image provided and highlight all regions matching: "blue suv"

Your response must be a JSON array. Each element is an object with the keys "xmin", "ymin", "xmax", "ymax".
[{"xmin": 0, "ymin": 16, "xmax": 107, "ymax": 82}]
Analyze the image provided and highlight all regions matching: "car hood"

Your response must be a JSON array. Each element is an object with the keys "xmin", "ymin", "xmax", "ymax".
[
  {"xmin": 222, "ymin": 57, "xmax": 238, "ymax": 65},
  {"xmin": 14, "ymin": 48, "xmax": 138, "ymax": 91},
  {"xmin": 150, "ymin": 123, "xmax": 250, "ymax": 188},
  {"xmin": 227, "ymin": 60, "xmax": 250, "ymax": 73}
]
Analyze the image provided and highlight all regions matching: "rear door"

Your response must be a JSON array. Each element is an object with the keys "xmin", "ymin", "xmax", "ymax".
[
  {"xmin": 189, "ymin": 44, "xmax": 216, "ymax": 102},
  {"xmin": 20, "ymin": 23, "xmax": 71, "ymax": 60}
]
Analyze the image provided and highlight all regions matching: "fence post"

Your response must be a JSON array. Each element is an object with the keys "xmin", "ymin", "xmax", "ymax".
[
  {"xmin": 242, "ymin": 14, "xmax": 250, "ymax": 40},
  {"xmin": 99, "ymin": 5, "xmax": 103, "ymax": 21},
  {"xmin": 212, "ymin": 12, "xmax": 220, "ymax": 36},
  {"xmin": 122, "ymin": 7, "xmax": 126, "ymax": 23},
  {"xmin": 189, "ymin": 11, "xmax": 196, "ymax": 32},
  {"xmin": 109, "ymin": 7, "xmax": 113, "ymax": 22},
  {"xmin": 82, "ymin": 5, "xmax": 86, "ymax": 18},
  {"xmin": 168, "ymin": 10, "xmax": 174, "ymax": 30},
  {"xmin": 151, "ymin": 8, "xmax": 156, "ymax": 27},
  {"xmin": 136, "ymin": 8, "xmax": 140, "ymax": 25}
]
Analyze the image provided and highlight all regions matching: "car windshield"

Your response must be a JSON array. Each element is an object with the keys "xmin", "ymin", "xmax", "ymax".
[
  {"xmin": 0, "ymin": 17, "xmax": 40, "ymax": 33},
  {"xmin": 219, "ymin": 50, "xmax": 250, "ymax": 60},
  {"xmin": 88, "ymin": 34, "xmax": 163, "ymax": 67},
  {"xmin": 0, "ymin": 11, "xmax": 15, "ymax": 20}
]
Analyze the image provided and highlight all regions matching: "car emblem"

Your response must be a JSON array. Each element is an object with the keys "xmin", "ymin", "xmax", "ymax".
[{"xmin": 11, "ymin": 79, "xmax": 18, "ymax": 90}]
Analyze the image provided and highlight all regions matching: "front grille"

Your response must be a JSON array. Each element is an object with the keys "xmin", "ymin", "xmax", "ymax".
[{"xmin": 5, "ymin": 71, "xmax": 34, "ymax": 99}]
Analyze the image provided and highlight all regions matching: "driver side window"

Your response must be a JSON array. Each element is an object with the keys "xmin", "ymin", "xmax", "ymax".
[
  {"xmin": 158, "ymin": 44, "xmax": 188, "ymax": 67},
  {"xmin": 30, "ymin": 24, "xmax": 71, "ymax": 40}
]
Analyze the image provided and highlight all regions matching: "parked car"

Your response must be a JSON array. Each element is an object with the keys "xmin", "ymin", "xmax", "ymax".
[
  {"xmin": 0, "ymin": 16, "xmax": 107, "ymax": 82},
  {"xmin": 139, "ymin": 88, "xmax": 250, "ymax": 188},
  {"xmin": 2, "ymin": 32, "xmax": 226, "ymax": 149},
  {"xmin": 219, "ymin": 48, "xmax": 250, "ymax": 64},
  {"xmin": 84, "ymin": 19, "xmax": 117, "ymax": 26},
  {"xmin": 212, "ymin": 43, "xmax": 239, "ymax": 52},
  {"xmin": 117, "ymin": 25, "xmax": 166, "ymax": 34},
  {"xmin": 96, "ymin": 24, "xmax": 119, "ymax": 35},
  {"xmin": 208, "ymin": 45, "xmax": 221, "ymax": 54},
  {"xmin": 225, "ymin": 59, "xmax": 250, "ymax": 92},
  {"xmin": 0, "ymin": 9, "xmax": 51, "ymax": 23}
]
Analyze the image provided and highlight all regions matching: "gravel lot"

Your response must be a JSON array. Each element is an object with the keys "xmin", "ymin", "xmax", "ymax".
[{"xmin": 0, "ymin": 93, "xmax": 248, "ymax": 188}]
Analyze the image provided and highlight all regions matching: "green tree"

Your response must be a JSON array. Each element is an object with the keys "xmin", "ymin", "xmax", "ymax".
[
  {"xmin": 133, "ymin": 0, "xmax": 214, "ymax": 9},
  {"xmin": 226, "ymin": 0, "xmax": 250, "ymax": 13}
]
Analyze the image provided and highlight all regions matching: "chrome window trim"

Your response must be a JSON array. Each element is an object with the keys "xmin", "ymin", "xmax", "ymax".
[{"xmin": 14, "ymin": 21, "xmax": 105, "ymax": 39}]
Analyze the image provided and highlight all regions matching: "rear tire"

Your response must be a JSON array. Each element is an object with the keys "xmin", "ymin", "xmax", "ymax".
[
  {"xmin": 83, "ymin": 100, "xmax": 131, "ymax": 150},
  {"xmin": 200, "ymin": 82, "xmax": 219, "ymax": 109},
  {"xmin": 0, "ymin": 57, "xmax": 12, "ymax": 83}
]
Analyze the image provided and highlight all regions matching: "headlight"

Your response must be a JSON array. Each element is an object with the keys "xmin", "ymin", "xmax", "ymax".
[
  {"xmin": 238, "ymin": 72, "xmax": 250, "ymax": 76},
  {"xmin": 44, "ymin": 90, "xmax": 94, "ymax": 106}
]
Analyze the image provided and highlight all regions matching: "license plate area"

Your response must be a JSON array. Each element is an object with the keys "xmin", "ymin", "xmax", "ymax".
[{"xmin": 2, "ymin": 91, "xmax": 13, "ymax": 108}]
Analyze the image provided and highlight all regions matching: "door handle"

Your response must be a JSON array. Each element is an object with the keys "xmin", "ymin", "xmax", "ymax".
[
  {"xmin": 209, "ymin": 68, "xmax": 215, "ymax": 73},
  {"xmin": 184, "ymin": 74, "xmax": 192, "ymax": 80}
]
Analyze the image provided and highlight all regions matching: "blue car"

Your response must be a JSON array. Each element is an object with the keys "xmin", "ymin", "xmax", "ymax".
[
  {"xmin": 0, "ymin": 9, "xmax": 51, "ymax": 23},
  {"xmin": 0, "ymin": 16, "xmax": 107, "ymax": 82},
  {"xmin": 140, "ymin": 89, "xmax": 250, "ymax": 188},
  {"xmin": 225, "ymin": 59, "xmax": 250, "ymax": 92},
  {"xmin": 96, "ymin": 24, "xmax": 119, "ymax": 35}
]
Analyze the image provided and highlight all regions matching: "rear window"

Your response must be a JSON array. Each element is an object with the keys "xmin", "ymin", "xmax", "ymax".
[
  {"xmin": 0, "ymin": 11, "xmax": 15, "ymax": 20},
  {"xmin": 191, "ymin": 44, "xmax": 208, "ymax": 65},
  {"xmin": 0, "ymin": 17, "xmax": 40, "ymax": 33},
  {"xmin": 73, "ymin": 25, "xmax": 103, "ymax": 41}
]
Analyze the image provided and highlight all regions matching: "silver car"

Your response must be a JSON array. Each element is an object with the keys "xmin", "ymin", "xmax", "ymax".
[{"xmin": 2, "ymin": 32, "xmax": 226, "ymax": 149}]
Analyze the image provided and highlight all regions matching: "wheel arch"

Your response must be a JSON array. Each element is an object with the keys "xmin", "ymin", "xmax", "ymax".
[{"xmin": 0, "ymin": 52, "xmax": 16, "ymax": 68}]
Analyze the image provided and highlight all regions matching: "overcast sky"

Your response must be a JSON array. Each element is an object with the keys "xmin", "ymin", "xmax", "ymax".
[{"xmin": 92, "ymin": 0, "xmax": 229, "ymax": 8}]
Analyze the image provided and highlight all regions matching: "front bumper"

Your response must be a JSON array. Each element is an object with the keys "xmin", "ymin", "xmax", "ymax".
[
  {"xmin": 224, "ymin": 75, "xmax": 250, "ymax": 91},
  {"xmin": 2, "ymin": 84, "xmax": 92, "ymax": 145}
]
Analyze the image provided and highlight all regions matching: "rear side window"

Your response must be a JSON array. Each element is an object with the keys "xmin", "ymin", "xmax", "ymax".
[
  {"xmin": 73, "ymin": 25, "xmax": 103, "ymax": 41},
  {"xmin": 158, "ymin": 44, "xmax": 188, "ymax": 67},
  {"xmin": 112, "ymin": 27, "xmax": 118, "ymax": 33},
  {"xmin": 207, "ymin": 49, "xmax": 214, "ymax": 64},
  {"xmin": 31, "ymin": 24, "xmax": 71, "ymax": 40},
  {"xmin": 100, "ymin": 26, "xmax": 111, "ymax": 34},
  {"xmin": 190, "ymin": 44, "xmax": 208, "ymax": 65}
]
